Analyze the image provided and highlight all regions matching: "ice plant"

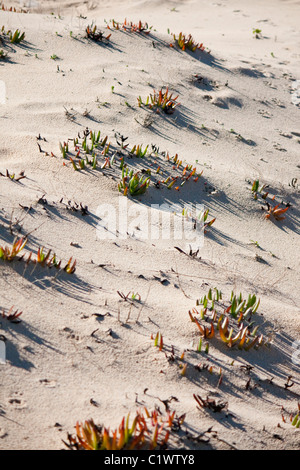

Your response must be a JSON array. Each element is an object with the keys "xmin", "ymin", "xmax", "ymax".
[
  {"xmin": 251, "ymin": 179, "xmax": 268, "ymax": 200},
  {"xmin": 86, "ymin": 25, "xmax": 111, "ymax": 42},
  {"xmin": 264, "ymin": 202, "xmax": 290, "ymax": 221},
  {"xmin": 1, "ymin": 306, "xmax": 23, "ymax": 324},
  {"xmin": 253, "ymin": 28, "xmax": 262, "ymax": 39},
  {"xmin": 107, "ymin": 19, "xmax": 152, "ymax": 34},
  {"xmin": 198, "ymin": 209, "xmax": 216, "ymax": 233},
  {"xmin": 138, "ymin": 87, "xmax": 180, "ymax": 114},
  {"xmin": 64, "ymin": 408, "xmax": 178, "ymax": 450},
  {"xmin": 189, "ymin": 290, "xmax": 267, "ymax": 351},
  {"xmin": 172, "ymin": 32, "xmax": 205, "ymax": 52},
  {"xmin": 118, "ymin": 169, "xmax": 150, "ymax": 197},
  {"xmin": 0, "ymin": 49, "xmax": 7, "ymax": 59},
  {"xmin": 0, "ymin": 238, "xmax": 27, "ymax": 261}
]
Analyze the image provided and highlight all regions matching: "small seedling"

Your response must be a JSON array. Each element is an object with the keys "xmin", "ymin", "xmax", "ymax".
[
  {"xmin": 281, "ymin": 403, "xmax": 300, "ymax": 428},
  {"xmin": 292, "ymin": 411, "xmax": 300, "ymax": 429},
  {"xmin": 37, "ymin": 247, "xmax": 52, "ymax": 267},
  {"xmin": 0, "ymin": 170, "xmax": 26, "ymax": 181},
  {"xmin": 198, "ymin": 209, "xmax": 216, "ymax": 233},
  {"xmin": 0, "ymin": 49, "xmax": 7, "ymax": 60},
  {"xmin": 118, "ymin": 169, "xmax": 150, "ymax": 197},
  {"xmin": 115, "ymin": 133, "xmax": 129, "ymax": 150},
  {"xmin": 130, "ymin": 144, "xmax": 148, "ymax": 158},
  {"xmin": 130, "ymin": 292, "xmax": 141, "ymax": 301},
  {"xmin": 1, "ymin": 4, "xmax": 28, "ymax": 13},
  {"xmin": 253, "ymin": 28, "xmax": 262, "ymax": 39},
  {"xmin": 250, "ymin": 240, "xmax": 261, "ymax": 248},
  {"xmin": 1, "ymin": 26, "xmax": 25, "ymax": 44},
  {"xmin": 64, "ymin": 258, "xmax": 76, "ymax": 274},
  {"xmin": 251, "ymin": 179, "xmax": 267, "ymax": 200}
]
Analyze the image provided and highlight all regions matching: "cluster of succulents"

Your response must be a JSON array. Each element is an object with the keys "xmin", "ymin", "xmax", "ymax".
[
  {"xmin": 56, "ymin": 128, "xmax": 208, "ymax": 202},
  {"xmin": 64, "ymin": 407, "xmax": 181, "ymax": 450},
  {"xmin": 1, "ymin": 25, "xmax": 25, "ymax": 43},
  {"xmin": 85, "ymin": 24, "xmax": 111, "ymax": 42},
  {"xmin": 107, "ymin": 18, "xmax": 152, "ymax": 34},
  {"xmin": 189, "ymin": 289, "xmax": 268, "ymax": 351},
  {"xmin": 138, "ymin": 87, "xmax": 180, "ymax": 114},
  {"xmin": 1, "ymin": 4, "xmax": 28, "ymax": 13},
  {"xmin": 0, "ymin": 238, "xmax": 76, "ymax": 274},
  {"xmin": 171, "ymin": 32, "xmax": 205, "ymax": 52}
]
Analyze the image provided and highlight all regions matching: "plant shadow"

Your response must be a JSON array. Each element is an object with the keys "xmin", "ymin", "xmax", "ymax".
[
  {"xmin": 0, "ymin": 317, "xmax": 62, "ymax": 371},
  {"xmin": 1, "ymin": 259, "xmax": 93, "ymax": 303}
]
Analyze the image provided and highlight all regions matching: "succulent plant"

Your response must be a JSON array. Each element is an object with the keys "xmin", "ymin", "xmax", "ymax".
[
  {"xmin": 64, "ymin": 407, "xmax": 179, "ymax": 450},
  {"xmin": 264, "ymin": 202, "xmax": 290, "ymax": 221},
  {"xmin": 138, "ymin": 87, "xmax": 180, "ymax": 114},
  {"xmin": 86, "ymin": 25, "xmax": 111, "ymax": 42},
  {"xmin": 108, "ymin": 18, "xmax": 152, "ymax": 34},
  {"xmin": 172, "ymin": 32, "xmax": 205, "ymax": 52},
  {"xmin": 1, "ymin": 306, "xmax": 23, "ymax": 323},
  {"xmin": 189, "ymin": 289, "xmax": 267, "ymax": 351},
  {"xmin": 0, "ymin": 238, "xmax": 27, "ymax": 261}
]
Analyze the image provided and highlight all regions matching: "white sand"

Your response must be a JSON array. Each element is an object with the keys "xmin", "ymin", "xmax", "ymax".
[{"xmin": 0, "ymin": 0, "xmax": 299, "ymax": 450}]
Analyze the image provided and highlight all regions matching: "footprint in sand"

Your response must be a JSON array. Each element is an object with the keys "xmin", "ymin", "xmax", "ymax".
[
  {"xmin": 7, "ymin": 393, "xmax": 27, "ymax": 410},
  {"xmin": 273, "ymin": 142, "xmax": 287, "ymax": 152},
  {"xmin": 234, "ymin": 66, "xmax": 264, "ymax": 78},
  {"xmin": 191, "ymin": 74, "xmax": 221, "ymax": 91},
  {"xmin": 194, "ymin": 73, "xmax": 243, "ymax": 109},
  {"xmin": 61, "ymin": 327, "xmax": 81, "ymax": 342},
  {"xmin": 278, "ymin": 131, "xmax": 300, "ymax": 143},
  {"xmin": 202, "ymin": 90, "xmax": 243, "ymax": 109},
  {"xmin": 39, "ymin": 379, "xmax": 57, "ymax": 388},
  {"xmin": 263, "ymin": 80, "xmax": 277, "ymax": 89}
]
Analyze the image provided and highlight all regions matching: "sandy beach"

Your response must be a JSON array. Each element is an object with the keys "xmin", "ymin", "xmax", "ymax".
[{"xmin": 0, "ymin": 0, "xmax": 299, "ymax": 450}]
